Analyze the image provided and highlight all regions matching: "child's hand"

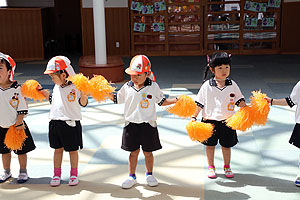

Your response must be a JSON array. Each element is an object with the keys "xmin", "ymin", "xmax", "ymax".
[
  {"xmin": 264, "ymin": 97, "xmax": 272, "ymax": 104},
  {"xmin": 15, "ymin": 123, "xmax": 24, "ymax": 130},
  {"xmin": 191, "ymin": 116, "xmax": 197, "ymax": 122},
  {"xmin": 108, "ymin": 93, "xmax": 114, "ymax": 101}
]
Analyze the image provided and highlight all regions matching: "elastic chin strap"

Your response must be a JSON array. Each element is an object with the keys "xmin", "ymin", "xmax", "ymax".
[
  {"xmin": 149, "ymin": 71, "xmax": 156, "ymax": 82},
  {"xmin": 9, "ymin": 67, "xmax": 15, "ymax": 82}
]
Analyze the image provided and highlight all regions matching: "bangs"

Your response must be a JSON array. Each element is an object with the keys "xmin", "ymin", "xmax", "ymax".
[
  {"xmin": 209, "ymin": 52, "xmax": 231, "ymax": 68},
  {"xmin": 0, "ymin": 58, "xmax": 11, "ymax": 70}
]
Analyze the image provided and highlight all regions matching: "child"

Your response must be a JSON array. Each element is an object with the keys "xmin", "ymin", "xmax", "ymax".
[
  {"xmin": 266, "ymin": 83, "xmax": 300, "ymax": 186},
  {"xmin": 192, "ymin": 52, "xmax": 247, "ymax": 179},
  {"xmin": 39, "ymin": 56, "xmax": 88, "ymax": 187},
  {"xmin": 0, "ymin": 52, "xmax": 36, "ymax": 183},
  {"xmin": 113, "ymin": 55, "xmax": 177, "ymax": 189}
]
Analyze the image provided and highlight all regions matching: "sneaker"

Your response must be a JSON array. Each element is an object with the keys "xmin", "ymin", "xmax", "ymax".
[
  {"xmin": 17, "ymin": 172, "xmax": 29, "ymax": 184},
  {"xmin": 69, "ymin": 176, "xmax": 79, "ymax": 186},
  {"xmin": 0, "ymin": 172, "xmax": 12, "ymax": 183},
  {"xmin": 224, "ymin": 167, "xmax": 234, "ymax": 178},
  {"xmin": 50, "ymin": 176, "xmax": 61, "ymax": 187},
  {"xmin": 295, "ymin": 174, "xmax": 300, "ymax": 187},
  {"xmin": 121, "ymin": 176, "xmax": 137, "ymax": 189},
  {"xmin": 146, "ymin": 175, "xmax": 158, "ymax": 187},
  {"xmin": 208, "ymin": 167, "xmax": 217, "ymax": 179}
]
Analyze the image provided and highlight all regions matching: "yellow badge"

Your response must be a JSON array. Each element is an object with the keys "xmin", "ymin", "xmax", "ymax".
[
  {"xmin": 9, "ymin": 93, "xmax": 19, "ymax": 108},
  {"xmin": 140, "ymin": 99, "xmax": 149, "ymax": 109},
  {"xmin": 67, "ymin": 89, "xmax": 76, "ymax": 102}
]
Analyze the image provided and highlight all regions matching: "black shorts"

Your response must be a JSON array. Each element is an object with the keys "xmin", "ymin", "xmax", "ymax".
[
  {"xmin": 289, "ymin": 123, "xmax": 300, "ymax": 149},
  {"xmin": 122, "ymin": 122, "xmax": 162, "ymax": 152},
  {"xmin": 201, "ymin": 119, "xmax": 238, "ymax": 148},
  {"xmin": 49, "ymin": 120, "xmax": 83, "ymax": 152},
  {"xmin": 0, "ymin": 122, "xmax": 36, "ymax": 155}
]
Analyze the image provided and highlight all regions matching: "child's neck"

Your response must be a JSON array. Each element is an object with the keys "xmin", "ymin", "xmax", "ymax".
[
  {"xmin": 214, "ymin": 77, "xmax": 226, "ymax": 88},
  {"xmin": 0, "ymin": 80, "xmax": 12, "ymax": 89},
  {"xmin": 134, "ymin": 83, "xmax": 144, "ymax": 89}
]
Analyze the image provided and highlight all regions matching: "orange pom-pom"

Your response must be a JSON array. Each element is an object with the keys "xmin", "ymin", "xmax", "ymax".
[
  {"xmin": 186, "ymin": 121, "xmax": 214, "ymax": 142},
  {"xmin": 250, "ymin": 90, "xmax": 270, "ymax": 126},
  {"xmin": 67, "ymin": 73, "xmax": 90, "ymax": 94},
  {"xmin": 166, "ymin": 95, "xmax": 197, "ymax": 118},
  {"xmin": 226, "ymin": 106, "xmax": 254, "ymax": 131},
  {"xmin": 4, "ymin": 126, "xmax": 27, "ymax": 150},
  {"xmin": 88, "ymin": 75, "xmax": 115, "ymax": 103},
  {"xmin": 21, "ymin": 80, "xmax": 46, "ymax": 101}
]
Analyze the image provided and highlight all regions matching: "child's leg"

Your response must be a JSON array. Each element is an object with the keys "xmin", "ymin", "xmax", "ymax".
[
  {"xmin": 143, "ymin": 151, "xmax": 153, "ymax": 173},
  {"xmin": 206, "ymin": 146, "xmax": 216, "ymax": 166},
  {"xmin": 221, "ymin": 146, "xmax": 234, "ymax": 178},
  {"xmin": 68, "ymin": 150, "xmax": 79, "ymax": 186},
  {"xmin": 17, "ymin": 154, "xmax": 27, "ymax": 170},
  {"xmin": 221, "ymin": 146, "xmax": 231, "ymax": 166},
  {"xmin": 129, "ymin": 149, "xmax": 140, "ymax": 174},
  {"xmin": 2, "ymin": 152, "xmax": 11, "ymax": 170},
  {"xmin": 54, "ymin": 148, "xmax": 64, "ymax": 168}
]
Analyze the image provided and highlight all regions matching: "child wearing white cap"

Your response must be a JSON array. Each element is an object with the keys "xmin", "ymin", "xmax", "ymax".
[
  {"xmin": 0, "ymin": 52, "xmax": 36, "ymax": 184},
  {"xmin": 39, "ymin": 56, "xmax": 88, "ymax": 187},
  {"xmin": 113, "ymin": 55, "xmax": 178, "ymax": 189}
]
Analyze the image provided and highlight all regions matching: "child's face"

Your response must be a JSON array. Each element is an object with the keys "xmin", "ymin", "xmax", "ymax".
[
  {"xmin": 211, "ymin": 64, "xmax": 230, "ymax": 80},
  {"xmin": 49, "ymin": 72, "xmax": 66, "ymax": 85},
  {"xmin": 0, "ymin": 62, "xmax": 11, "ymax": 85},
  {"xmin": 130, "ymin": 73, "xmax": 148, "ymax": 88}
]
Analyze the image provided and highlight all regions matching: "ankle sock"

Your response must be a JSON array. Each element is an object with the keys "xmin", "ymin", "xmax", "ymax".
[
  {"xmin": 70, "ymin": 168, "xmax": 78, "ymax": 177},
  {"xmin": 129, "ymin": 173, "xmax": 136, "ymax": 179},
  {"xmin": 146, "ymin": 172, "xmax": 152, "ymax": 176},
  {"xmin": 20, "ymin": 169, "xmax": 27, "ymax": 174},
  {"xmin": 224, "ymin": 165, "xmax": 230, "ymax": 169},
  {"xmin": 208, "ymin": 165, "xmax": 215, "ymax": 169},
  {"xmin": 4, "ymin": 169, "xmax": 11, "ymax": 175},
  {"xmin": 54, "ymin": 168, "xmax": 61, "ymax": 177}
]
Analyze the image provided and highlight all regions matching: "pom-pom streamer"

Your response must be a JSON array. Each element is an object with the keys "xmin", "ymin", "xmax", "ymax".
[
  {"xmin": 186, "ymin": 121, "xmax": 214, "ymax": 142},
  {"xmin": 166, "ymin": 95, "xmax": 197, "ymax": 118},
  {"xmin": 21, "ymin": 80, "xmax": 46, "ymax": 101},
  {"xmin": 89, "ymin": 75, "xmax": 115, "ymax": 103},
  {"xmin": 226, "ymin": 106, "xmax": 254, "ymax": 131},
  {"xmin": 4, "ymin": 126, "xmax": 27, "ymax": 150},
  {"xmin": 67, "ymin": 73, "xmax": 90, "ymax": 94},
  {"xmin": 250, "ymin": 91, "xmax": 270, "ymax": 126}
]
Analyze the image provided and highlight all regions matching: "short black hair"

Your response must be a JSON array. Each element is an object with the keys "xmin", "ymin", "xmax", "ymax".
[
  {"xmin": 208, "ymin": 52, "xmax": 231, "ymax": 68},
  {"xmin": 0, "ymin": 58, "xmax": 12, "ymax": 71},
  {"xmin": 53, "ymin": 69, "xmax": 69, "ymax": 78}
]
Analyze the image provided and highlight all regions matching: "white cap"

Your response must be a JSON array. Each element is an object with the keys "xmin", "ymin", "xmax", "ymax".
[
  {"xmin": 0, "ymin": 52, "xmax": 16, "ymax": 81},
  {"xmin": 44, "ymin": 56, "xmax": 75, "ymax": 76}
]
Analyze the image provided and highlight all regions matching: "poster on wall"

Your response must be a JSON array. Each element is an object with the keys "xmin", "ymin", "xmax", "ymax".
[
  {"xmin": 133, "ymin": 22, "xmax": 145, "ymax": 32},
  {"xmin": 244, "ymin": 1, "xmax": 267, "ymax": 12},
  {"xmin": 154, "ymin": 2, "xmax": 166, "ymax": 12},
  {"xmin": 245, "ymin": 18, "xmax": 258, "ymax": 27},
  {"xmin": 131, "ymin": 1, "xmax": 143, "ymax": 11},
  {"xmin": 152, "ymin": 23, "xmax": 165, "ymax": 32},
  {"xmin": 141, "ymin": 5, "xmax": 154, "ymax": 14},
  {"xmin": 262, "ymin": 18, "xmax": 275, "ymax": 27},
  {"xmin": 268, "ymin": 0, "xmax": 281, "ymax": 8}
]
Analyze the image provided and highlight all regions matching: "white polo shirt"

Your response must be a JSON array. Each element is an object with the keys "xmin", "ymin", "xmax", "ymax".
[
  {"xmin": 196, "ymin": 78, "xmax": 245, "ymax": 121},
  {"xmin": 285, "ymin": 81, "xmax": 300, "ymax": 123},
  {"xmin": 0, "ymin": 81, "xmax": 28, "ymax": 128},
  {"xmin": 49, "ymin": 82, "xmax": 84, "ymax": 121},
  {"xmin": 115, "ymin": 78, "xmax": 165, "ymax": 123}
]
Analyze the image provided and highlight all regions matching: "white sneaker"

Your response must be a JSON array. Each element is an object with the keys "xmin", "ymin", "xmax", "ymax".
[
  {"xmin": 17, "ymin": 172, "xmax": 29, "ymax": 183},
  {"xmin": 0, "ymin": 172, "xmax": 12, "ymax": 183},
  {"xmin": 295, "ymin": 174, "xmax": 300, "ymax": 187},
  {"xmin": 146, "ymin": 175, "xmax": 158, "ymax": 187},
  {"xmin": 121, "ymin": 177, "xmax": 137, "ymax": 189},
  {"xmin": 69, "ymin": 176, "xmax": 79, "ymax": 186},
  {"xmin": 50, "ymin": 176, "xmax": 61, "ymax": 187}
]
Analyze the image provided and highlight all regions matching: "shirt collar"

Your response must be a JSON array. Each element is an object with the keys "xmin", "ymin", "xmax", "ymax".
[
  {"xmin": 209, "ymin": 77, "xmax": 232, "ymax": 87},
  {"xmin": 10, "ymin": 81, "xmax": 19, "ymax": 89},
  {"xmin": 127, "ymin": 78, "xmax": 152, "ymax": 87}
]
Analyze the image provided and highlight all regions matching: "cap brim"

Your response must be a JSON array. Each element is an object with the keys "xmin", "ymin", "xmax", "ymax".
[
  {"xmin": 44, "ymin": 70, "xmax": 54, "ymax": 74},
  {"xmin": 125, "ymin": 67, "xmax": 141, "ymax": 75}
]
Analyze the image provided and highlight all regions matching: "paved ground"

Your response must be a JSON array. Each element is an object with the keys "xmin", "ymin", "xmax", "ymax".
[{"xmin": 1, "ymin": 54, "xmax": 300, "ymax": 200}]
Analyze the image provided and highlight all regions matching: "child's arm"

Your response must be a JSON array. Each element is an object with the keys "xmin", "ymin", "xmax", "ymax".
[
  {"xmin": 238, "ymin": 100, "xmax": 247, "ymax": 107},
  {"xmin": 160, "ymin": 97, "xmax": 178, "ymax": 106},
  {"xmin": 37, "ymin": 84, "xmax": 50, "ymax": 100},
  {"xmin": 191, "ymin": 106, "xmax": 202, "ymax": 121},
  {"xmin": 15, "ymin": 114, "xmax": 25, "ymax": 130},
  {"xmin": 79, "ymin": 92, "xmax": 89, "ymax": 107},
  {"xmin": 265, "ymin": 97, "xmax": 288, "ymax": 106}
]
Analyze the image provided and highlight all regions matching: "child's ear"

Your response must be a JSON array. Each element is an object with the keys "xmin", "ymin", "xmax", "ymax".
[{"xmin": 209, "ymin": 67, "xmax": 215, "ymax": 74}]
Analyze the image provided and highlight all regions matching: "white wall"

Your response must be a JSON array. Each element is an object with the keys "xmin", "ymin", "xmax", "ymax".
[{"xmin": 82, "ymin": 0, "xmax": 128, "ymax": 8}]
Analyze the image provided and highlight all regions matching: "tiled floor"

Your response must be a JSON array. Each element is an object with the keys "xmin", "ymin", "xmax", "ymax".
[{"xmin": 1, "ymin": 54, "xmax": 300, "ymax": 199}]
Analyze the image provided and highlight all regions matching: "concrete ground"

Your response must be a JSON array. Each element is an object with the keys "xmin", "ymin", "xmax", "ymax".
[{"xmin": 1, "ymin": 54, "xmax": 300, "ymax": 200}]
